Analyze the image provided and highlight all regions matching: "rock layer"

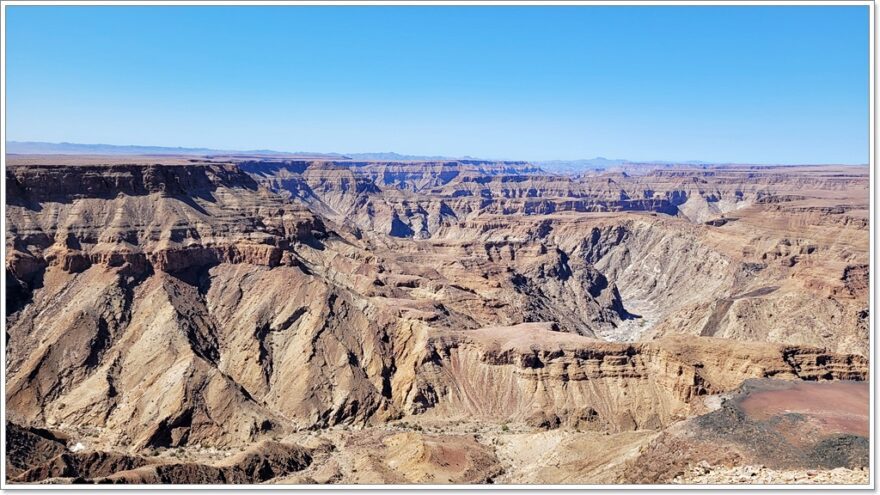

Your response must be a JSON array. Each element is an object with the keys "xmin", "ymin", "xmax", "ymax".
[{"xmin": 4, "ymin": 157, "xmax": 869, "ymax": 485}]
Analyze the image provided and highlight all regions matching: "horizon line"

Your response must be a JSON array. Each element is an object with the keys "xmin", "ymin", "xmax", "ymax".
[{"xmin": 4, "ymin": 140, "xmax": 869, "ymax": 167}]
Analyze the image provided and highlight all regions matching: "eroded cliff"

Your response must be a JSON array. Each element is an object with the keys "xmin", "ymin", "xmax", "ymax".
[{"xmin": 4, "ymin": 158, "xmax": 869, "ymax": 484}]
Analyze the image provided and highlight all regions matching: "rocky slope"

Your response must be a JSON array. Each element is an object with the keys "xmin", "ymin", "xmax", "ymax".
[{"xmin": 4, "ymin": 157, "xmax": 870, "ymax": 485}]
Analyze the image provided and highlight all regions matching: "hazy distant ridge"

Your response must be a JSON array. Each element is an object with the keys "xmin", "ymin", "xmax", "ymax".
[
  {"xmin": 6, "ymin": 142, "xmax": 474, "ymax": 161},
  {"xmin": 5, "ymin": 141, "xmax": 351, "ymax": 158}
]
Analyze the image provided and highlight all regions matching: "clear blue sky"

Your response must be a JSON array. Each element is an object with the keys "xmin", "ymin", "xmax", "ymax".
[{"xmin": 5, "ymin": 5, "xmax": 870, "ymax": 163}]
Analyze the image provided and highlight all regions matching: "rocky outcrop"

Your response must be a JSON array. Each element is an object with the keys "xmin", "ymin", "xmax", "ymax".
[
  {"xmin": 95, "ymin": 441, "xmax": 313, "ymax": 484},
  {"xmin": 6, "ymin": 423, "xmax": 70, "ymax": 480},
  {"xmin": 5, "ymin": 426, "xmax": 313, "ymax": 485},
  {"xmin": 7, "ymin": 164, "xmax": 258, "ymax": 207}
]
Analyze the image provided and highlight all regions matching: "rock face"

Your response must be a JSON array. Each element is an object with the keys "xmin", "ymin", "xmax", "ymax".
[
  {"xmin": 4, "ymin": 156, "xmax": 869, "ymax": 485},
  {"xmin": 407, "ymin": 326, "xmax": 866, "ymax": 431}
]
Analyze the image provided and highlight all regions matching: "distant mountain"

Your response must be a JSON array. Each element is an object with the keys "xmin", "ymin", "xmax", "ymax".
[
  {"xmin": 5, "ymin": 142, "xmax": 741, "ymax": 167},
  {"xmin": 5, "ymin": 141, "xmax": 346, "ymax": 158},
  {"xmin": 4, "ymin": 141, "xmax": 485, "ymax": 162}
]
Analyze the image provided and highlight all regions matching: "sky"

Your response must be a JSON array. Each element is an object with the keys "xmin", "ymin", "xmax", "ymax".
[{"xmin": 5, "ymin": 5, "xmax": 870, "ymax": 164}]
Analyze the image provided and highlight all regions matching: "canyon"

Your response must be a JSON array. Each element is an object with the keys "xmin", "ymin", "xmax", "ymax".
[{"xmin": 4, "ymin": 155, "xmax": 870, "ymax": 485}]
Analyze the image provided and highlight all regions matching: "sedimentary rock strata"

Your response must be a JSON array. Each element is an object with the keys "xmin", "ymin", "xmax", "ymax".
[{"xmin": 4, "ymin": 156, "xmax": 869, "ymax": 484}]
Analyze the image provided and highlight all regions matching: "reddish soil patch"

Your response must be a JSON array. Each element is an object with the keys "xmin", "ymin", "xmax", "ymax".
[
  {"xmin": 431, "ymin": 443, "xmax": 468, "ymax": 470},
  {"xmin": 739, "ymin": 381, "xmax": 868, "ymax": 437}
]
